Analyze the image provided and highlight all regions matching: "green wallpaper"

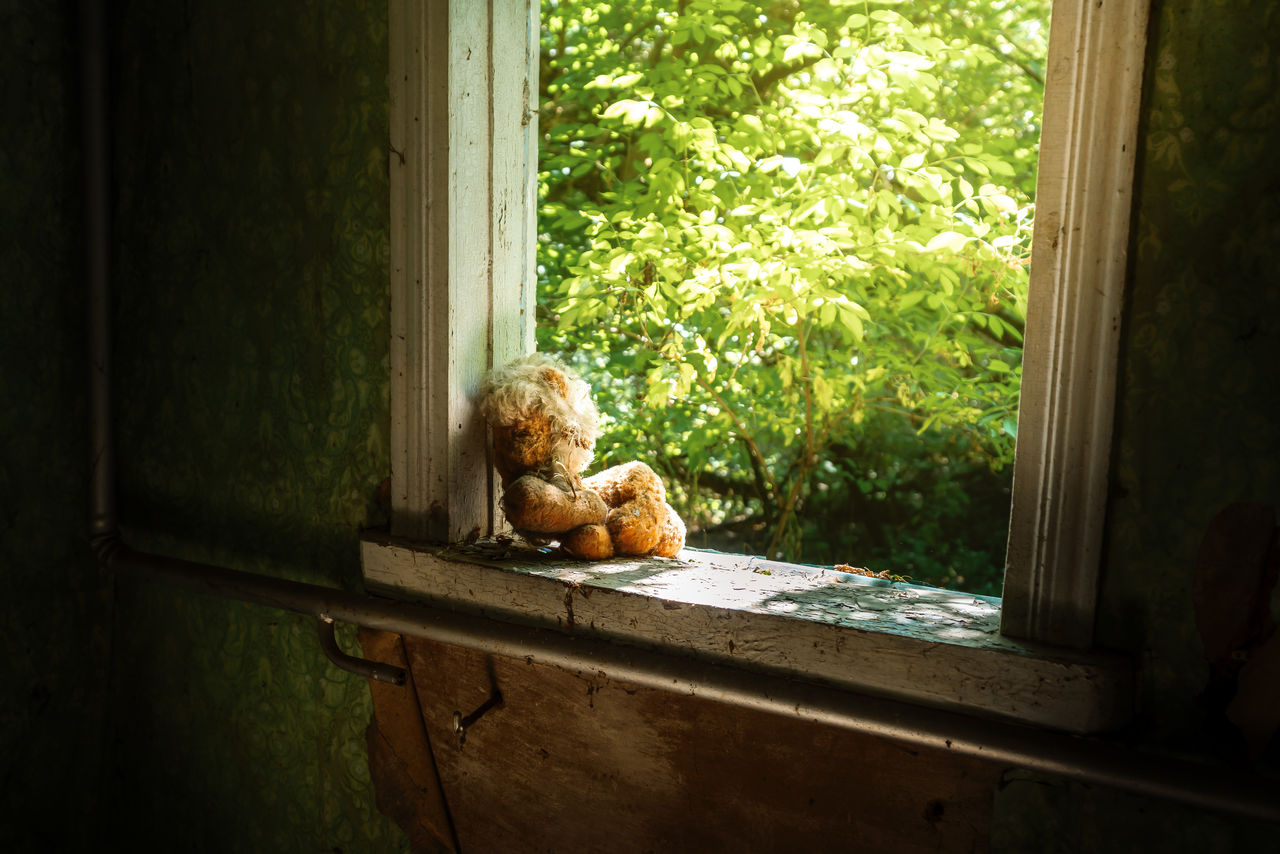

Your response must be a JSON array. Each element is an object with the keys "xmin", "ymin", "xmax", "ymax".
[
  {"xmin": 995, "ymin": 0, "xmax": 1280, "ymax": 846},
  {"xmin": 1098, "ymin": 0, "xmax": 1280, "ymax": 742},
  {"xmin": 104, "ymin": 0, "xmax": 404, "ymax": 850},
  {"xmin": 0, "ymin": 3, "xmax": 112, "ymax": 850}
]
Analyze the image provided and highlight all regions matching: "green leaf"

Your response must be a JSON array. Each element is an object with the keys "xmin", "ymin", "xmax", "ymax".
[
  {"xmin": 898, "ymin": 291, "xmax": 926, "ymax": 311},
  {"xmin": 783, "ymin": 41, "xmax": 818, "ymax": 62},
  {"xmin": 924, "ymin": 231, "xmax": 969, "ymax": 253},
  {"xmin": 602, "ymin": 99, "xmax": 657, "ymax": 127},
  {"xmin": 900, "ymin": 151, "xmax": 926, "ymax": 171}
]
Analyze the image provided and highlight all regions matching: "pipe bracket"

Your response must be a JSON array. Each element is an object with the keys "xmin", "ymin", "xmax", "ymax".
[{"xmin": 317, "ymin": 614, "xmax": 407, "ymax": 685}]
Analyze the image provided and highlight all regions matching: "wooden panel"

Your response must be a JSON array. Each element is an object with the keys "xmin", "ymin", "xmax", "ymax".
[
  {"xmin": 362, "ymin": 538, "xmax": 1133, "ymax": 734},
  {"xmin": 388, "ymin": 0, "xmax": 538, "ymax": 543},
  {"xmin": 1002, "ymin": 0, "xmax": 1152, "ymax": 647},
  {"xmin": 359, "ymin": 629, "xmax": 458, "ymax": 853},
  {"xmin": 401, "ymin": 635, "xmax": 1003, "ymax": 854}
]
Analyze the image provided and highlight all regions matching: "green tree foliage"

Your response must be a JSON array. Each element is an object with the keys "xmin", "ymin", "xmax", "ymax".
[{"xmin": 537, "ymin": 0, "xmax": 1049, "ymax": 594}]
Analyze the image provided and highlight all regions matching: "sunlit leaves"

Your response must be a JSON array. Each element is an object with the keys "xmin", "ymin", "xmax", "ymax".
[
  {"xmin": 537, "ymin": 0, "xmax": 1048, "ymax": 575},
  {"xmin": 600, "ymin": 98, "xmax": 665, "ymax": 127}
]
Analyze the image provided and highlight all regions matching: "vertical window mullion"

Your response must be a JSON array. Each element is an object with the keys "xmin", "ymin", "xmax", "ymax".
[
  {"xmin": 1002, "ymin": 0, "xmax": 1151, "ymax": 648},
  {"xmin": 388, "ymin": 0, "xmax": 539, "ymax": 543}
]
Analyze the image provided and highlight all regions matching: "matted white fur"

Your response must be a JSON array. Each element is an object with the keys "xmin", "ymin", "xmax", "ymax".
[{"xmin": 478, "ymin": 353, "xmax": 601, "ymax": 476}]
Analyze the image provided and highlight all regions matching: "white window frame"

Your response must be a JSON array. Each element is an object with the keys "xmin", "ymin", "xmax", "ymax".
[
  {"xmin": 386, "ymin": 0, "xmax": 539, "ymax": 544},
  {"xmin": 366, "ymin": 0, "xmax": 1151, "ymax": 731},
  {"xmin": 1000, "ymin": 0, "xmax": 1151, "ymax": 649}
]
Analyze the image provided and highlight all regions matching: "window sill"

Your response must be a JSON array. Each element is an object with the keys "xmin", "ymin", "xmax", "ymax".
[{"xmin": 360, "ymin": 536, "xmax": 1132, "ymax": 734}]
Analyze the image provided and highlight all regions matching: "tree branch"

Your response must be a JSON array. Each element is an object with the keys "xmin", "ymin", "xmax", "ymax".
[
  {"xmin": 693, "ymin": 373, "xmax": 779, "ymax": 504},
  {"xmin": 663, "ymin": 456, "xmax": 761, "ymax": 500},
  {"xmin": 764, "ymin": 314, "xmax": 818, "ymax": 558},
  {"xmin": 751, "ymin": 54, "xmax": 823, "ymax": 98}
]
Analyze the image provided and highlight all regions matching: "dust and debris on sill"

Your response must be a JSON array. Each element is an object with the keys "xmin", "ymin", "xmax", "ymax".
[{"xmin": 437, "ymin": 536, "xmax": 1003, "ymax": 646}]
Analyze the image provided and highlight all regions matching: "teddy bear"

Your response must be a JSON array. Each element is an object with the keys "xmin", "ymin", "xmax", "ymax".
[{"xmin": 477, "ymin": 353, "xmax": 685, "ymax": 560}]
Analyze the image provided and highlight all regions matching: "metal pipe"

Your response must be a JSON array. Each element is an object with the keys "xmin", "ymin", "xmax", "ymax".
[
  {"xmin": 105, "ymin": 543, "xmax": 1280, "ymax": 824},
  {"xmin": 318, "ymin": 615, "xmax": 406, "ymax": 685},
  {"xmin": 83, "ymin": 0, "xmax": 114, "ymax": 544}
]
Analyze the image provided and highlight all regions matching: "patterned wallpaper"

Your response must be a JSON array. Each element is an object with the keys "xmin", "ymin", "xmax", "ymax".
[
  {"xmin": 103, "ymin": 0, "xmax": 404, "ymax": 850},
  {"xmin": 1098, "ymin": 0, "xmax": 1280, "ymax": 740},
  {"xmin": 995, "ymin": 0, "xmax": 1280, "ymax": 845}
]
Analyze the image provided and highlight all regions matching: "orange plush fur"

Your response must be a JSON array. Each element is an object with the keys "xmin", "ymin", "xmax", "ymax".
[{"xmin": 478, "ymin": 353, "xmax": 686, "ymax": 560}]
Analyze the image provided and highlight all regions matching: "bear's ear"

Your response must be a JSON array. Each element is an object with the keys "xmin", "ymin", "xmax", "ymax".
[{"xmin": 540, "ymin": 366, "xmax": 569, "ymax": 399}]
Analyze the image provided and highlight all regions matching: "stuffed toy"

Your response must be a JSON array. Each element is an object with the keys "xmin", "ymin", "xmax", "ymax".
[{"xmin": 478, "ymin": 353, "xmax": 686, "ymax": 560}]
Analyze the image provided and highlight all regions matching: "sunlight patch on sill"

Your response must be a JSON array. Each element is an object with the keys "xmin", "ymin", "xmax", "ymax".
[{"xmin": 514, "ymin": 546, "xmax": 1009, "ymax": 648}]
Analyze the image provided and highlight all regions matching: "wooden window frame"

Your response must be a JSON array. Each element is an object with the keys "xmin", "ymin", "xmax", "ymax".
[
  {"xmin": 1000, "ymin": 0, "xmax": 1151, "ymax": 649},
  {"xmin": 365, "ymin": 0, "xmax": 1152, "ymax": 730},
  {"xmin": 387, "ymin": 0, "xmax": 539, "ymax": 544}
]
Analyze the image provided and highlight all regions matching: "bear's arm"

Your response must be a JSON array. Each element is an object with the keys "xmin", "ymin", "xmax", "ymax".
[{"xmin": 500, "ymin": 473, "xmax": 608, "ymax": 535}]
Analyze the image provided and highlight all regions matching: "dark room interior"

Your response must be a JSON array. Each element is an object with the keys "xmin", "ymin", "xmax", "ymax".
[{"xmin": 3, "ymin": 0, "xmax": 1278, "ymax": 851}]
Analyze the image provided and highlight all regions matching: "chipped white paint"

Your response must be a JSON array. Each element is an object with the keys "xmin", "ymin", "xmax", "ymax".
[
  {"xmin": 1002, "ymin": 0, "xmax": 1152, "ymax": 647},
  {"xmin": 363, "ymin": 538, "xmax": 1132, "ymax": 734},
  {"xmin": 388, "ymin": 0, "xmax": 538, "ymax": 542}
]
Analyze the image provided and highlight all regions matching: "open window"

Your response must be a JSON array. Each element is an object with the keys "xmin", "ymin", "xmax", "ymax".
[{"xmin": 363, "ymin": 0, "xmax": 1150, "ymax": 733}]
